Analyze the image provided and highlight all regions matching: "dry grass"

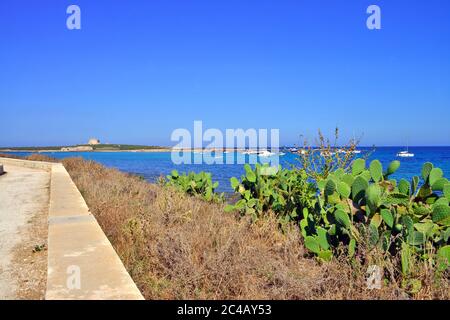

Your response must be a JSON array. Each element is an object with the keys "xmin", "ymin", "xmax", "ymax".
[
  {"xmin": 61, "ymin": 157, "xmax": 448, "ymax": 300},
  {"xmin": 0, "ymin": 153, "xmax": 58, "ymax": 163},
  {"xmin": 1, "ymin": 153, "xmax": 447, "ymax": 299}
]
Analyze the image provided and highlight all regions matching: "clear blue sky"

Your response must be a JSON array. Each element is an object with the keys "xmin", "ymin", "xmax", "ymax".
[{"xmin": 1, "ymin": 0, "xmax": 449, "ymax": 147}]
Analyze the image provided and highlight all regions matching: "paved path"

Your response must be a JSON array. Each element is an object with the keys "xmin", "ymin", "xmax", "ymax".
[{"xmin": 0, "ymin": 164, "xmax": 50, "ymax": 299}]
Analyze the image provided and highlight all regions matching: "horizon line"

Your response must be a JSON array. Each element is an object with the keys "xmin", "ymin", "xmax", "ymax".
[{"xmin": 1, "ymin": 144, "xmax": 450, "ymax": 150}]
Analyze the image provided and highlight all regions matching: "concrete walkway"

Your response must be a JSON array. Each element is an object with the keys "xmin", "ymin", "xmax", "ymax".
[
  {"xmin": 0, "ymin": 164, "xmax": 50, "ymax": 299},
  {"xmin": 45, "ymin": 163, "xmax": 143, "ymax": 299},
  {"xmin": 0, "ymin": 157, "xmax": 143, "ymax": 300}
]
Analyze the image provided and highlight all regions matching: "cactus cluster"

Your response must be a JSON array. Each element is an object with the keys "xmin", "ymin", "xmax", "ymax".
[
  {"xmin": 225, "ymin": 163, "xmax": 315, "ymax": 222},
  {"xmin": 165, "ymin": 170, "xmax": 223, "ymax": 202},
  {"xmin": 165, "ymin": 159, "xmax": 450, "ymax": 275},
  {"xmin": 300, "ymin": 159, "xmax": 450, "ymax": 272},
  {"xmin": 227, "ymin": 160, "xmax": 450, "ymax": 273}
]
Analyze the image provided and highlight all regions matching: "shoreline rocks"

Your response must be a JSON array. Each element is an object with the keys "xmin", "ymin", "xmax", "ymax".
[{"xmin": 60, "ymin": 146, "xmax": 93, "ymax": 152}]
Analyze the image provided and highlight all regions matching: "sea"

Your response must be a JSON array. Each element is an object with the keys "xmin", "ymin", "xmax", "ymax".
[{"xmin": 4, "ymin": 147, "xmax": 450, "ymax": 192}]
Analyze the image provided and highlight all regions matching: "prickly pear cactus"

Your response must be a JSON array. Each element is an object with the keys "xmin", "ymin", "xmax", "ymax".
[{"xmin": 224, "ymin": 159, "xmax": 450, "ymax": 270}]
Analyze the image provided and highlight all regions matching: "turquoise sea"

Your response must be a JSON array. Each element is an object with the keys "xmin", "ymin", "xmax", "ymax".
[{"xmin": 5, "ymin": 147, "xmax": 450, "ymax": 192}]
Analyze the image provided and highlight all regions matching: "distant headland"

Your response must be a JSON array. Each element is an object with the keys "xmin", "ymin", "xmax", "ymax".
[{"xmin": 0, "ymin": 138, "xmax": 170, "ymax": 153}]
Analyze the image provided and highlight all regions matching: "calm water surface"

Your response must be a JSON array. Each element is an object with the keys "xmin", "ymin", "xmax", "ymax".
[{"xmin": 6, "ymin": 147, "xmax": 450, "ymax": 192}]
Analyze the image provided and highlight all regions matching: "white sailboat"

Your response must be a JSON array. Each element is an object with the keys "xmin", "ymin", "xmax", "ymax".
[
  {"xmin": 397, "ymin": 142, "xmax": 414, "ymax": 157},
  {"xmin": 397, "ymin": 150, "xmax": 414, "ymax": 157},
  {"xmin": 257, "ymin": 150, "xmax": 276, "ymax": 157},
  {"xmin": 320, "ymin": 150, "xmax": 335, "ymax": 157},
  {"xmin": 336, "ymin": 149, "xmax": 361, "ymax": 154},
  {"xmin": 350, "ymin": 132, "xmax": 361, "ymax": 154},
  {"xmin": 242, "ymin": 149, "xmax": 258, "ymax": 155}
]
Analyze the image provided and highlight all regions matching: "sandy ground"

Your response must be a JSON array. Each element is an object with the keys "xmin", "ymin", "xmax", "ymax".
[{"xmin": 0, "ymin": 164, "xmax": 49, "ymax": 299}]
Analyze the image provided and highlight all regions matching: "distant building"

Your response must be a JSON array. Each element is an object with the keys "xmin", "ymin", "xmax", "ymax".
[{"xmin": 88, "ymin": 138, "xmax": 100, "ymax": 145}]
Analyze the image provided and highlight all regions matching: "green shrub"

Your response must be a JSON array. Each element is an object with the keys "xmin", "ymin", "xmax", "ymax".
[
  {"xmin": 168, "ymin": 158, "xmax": 450, "ymax": 276},
  {"xmin": 224, "ymin": 163, "xmax": 316, "ymax": 222},
  {"xmin": 226, "ymin": 160, "xmax": 450, "ymax": 272},
  {"xmin": 299, "ymin": 160, "xmax": 450, "ymax": 271},
  {"xmin": 164, "ymin": 170, "xmax": 223, "ymax": 202}
]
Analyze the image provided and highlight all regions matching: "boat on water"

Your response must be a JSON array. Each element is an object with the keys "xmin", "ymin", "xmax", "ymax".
[
  {"xmin": 397, "ymin": 142, "xmax": 414, "ymax": 157},
  {"xmin": 242, "ymin": 149, "xmax": 284, "ymax": 156},
  {"xmin": 291, "ymin": 149, "xmax": 306, "ymax": 155},
  {"xmin": 397, "ymin": 150, "xmax": 414, "ymax": 157},
  {"xmin": 337, "ymin": 149, "xmax": 361, "ymax": 154},
  {"xmin": 257, "ymin": 150, "xmax": 276, "ymax": 157},
  {"xmin": 320, "ymin": 150, "xmax": 335, "ymax": 157},
  {"xmin": 288, "ymin": 147, "xmax": 307, "ymax": 155}
]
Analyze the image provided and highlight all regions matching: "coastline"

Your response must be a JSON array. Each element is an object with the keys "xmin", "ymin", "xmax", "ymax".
[
  {"xmin": 0, "ymin": 148, "xmax": 170, "ymax": 153},
  {"xmin": 0, "ymin": 148, "xmax": 253, "ymax": 153}
]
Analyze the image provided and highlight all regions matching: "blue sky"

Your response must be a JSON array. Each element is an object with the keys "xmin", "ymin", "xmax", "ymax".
[{"xmin": 1, "ymin": 0, "xmax": 449, "ymax": 147}]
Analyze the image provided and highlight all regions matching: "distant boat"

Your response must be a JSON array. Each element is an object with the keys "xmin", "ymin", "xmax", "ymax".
[
  {"xmin": 337, "ymin": 149, "xmax": 361, "ymax": 154},
  {"xmin": 257, "ymin": 150, "xmax": 276, "ymax": 157},
  {"xmin": 279, "ymin": 152, "xmax": 286, "ymax": 156},
  {"xmin": 292, "ymin": 149, "xmax": 306, "ymax": 155},
  {"xmin": 397, "ymin": 142, "xmax": 414, "ymax": 157},
  {"xmin": 320, "ymin": 150, "xmax": 335, "ymax": 157},
  {"xmin": 397, "ymin": 150, "xmax": 414, "ymax": 157}
]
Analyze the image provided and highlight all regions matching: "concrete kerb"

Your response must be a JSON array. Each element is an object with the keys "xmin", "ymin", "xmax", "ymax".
[
  {"xmin": 0, "ymin": 157, "xmax": 53, "ymax": 171},
  {"xmin": 0, "ymin": 157, "xmax": 144, "ymax": 300}
]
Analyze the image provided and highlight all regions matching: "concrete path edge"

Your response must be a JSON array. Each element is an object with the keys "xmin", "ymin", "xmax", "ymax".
[{"xmin": 0, "ymin": 157, "xmax": 144, "ymax": 300}]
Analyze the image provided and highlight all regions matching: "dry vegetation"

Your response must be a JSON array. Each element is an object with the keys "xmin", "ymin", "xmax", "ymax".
[
  {"xmin": 61, "ymin": 157, "xmax": 448, "ymax": 299},
  {"xmin": 1, "ymin": 153, "xmax": 447, "ymax": 299}
]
